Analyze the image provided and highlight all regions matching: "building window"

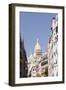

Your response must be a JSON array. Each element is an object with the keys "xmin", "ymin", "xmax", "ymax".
[
  {"xmin": 56, "ymin": 72, "xmax": 58, "ymax": 76},
  {"xmin": 32, "ymin": 67, "xmax": 36, "ymax": 71},
  {"xmin": 52, "ymin": 65, "xmax": 54, "ymax": 69},
  {"xmin": 41, "ymin": 61, "xmax": 48, "ymax": 66},
  {"xmin": 55, "ymin": 36, "xmax": 58, "ymax": 42},
  {"xmin": 43, "ymin": 56, "xmax": 48, "ymax": 60},
  {"xmin": 52, "ymin": 54, "xmax": 53, "ymax": 59},
  {"xmin": 32, "ymin": 68, "xmax": 35, "ymax": 71},
  {"xmin": 52, "ymin": 73, "xmax": 54, "ymax": 76},
  {"xmin": 54, "ymin": 52, "xmax": 56, "ymax": 56},
  {"xmin": 56, "ymin": 27, "xmax": 58, "ymax": 33},
  {"xmin": 56, "ymin": 49, "xmax": 58, "ymax": 55}
]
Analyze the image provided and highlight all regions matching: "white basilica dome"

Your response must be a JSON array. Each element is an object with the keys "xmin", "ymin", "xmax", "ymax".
[{"xmin": 34, "ymin": 39, "xmax": 42, "ymax": 57}]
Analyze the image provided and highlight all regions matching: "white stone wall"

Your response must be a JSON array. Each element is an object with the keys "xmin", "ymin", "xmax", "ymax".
[
  {"xmin": 28, "ymin": 52, "xmax": 48, "ymax": 77},
  {"xmin": 48, "ymin": 15, "xmax": 58, "ymax": 76}
]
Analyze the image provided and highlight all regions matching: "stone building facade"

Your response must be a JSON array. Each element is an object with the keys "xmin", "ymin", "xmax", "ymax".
[
  {"xmin": 20, "ymin": 37, "xmax": 28, "ymax": 77},
  {"xmin": 28, "ymin": 39, "xmax": 48, "ymax": 77},
  {"xmin": 48, "ymin": 15, "xmax": 58, "ymax": 76}
]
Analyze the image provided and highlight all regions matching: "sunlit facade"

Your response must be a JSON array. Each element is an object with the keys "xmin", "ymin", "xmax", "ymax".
[
  {"xmin": 28, "ymin": 39, "xmax": 48, "ymax": 77},
  {"xmin": 48, "ymin": 15, "xmax": 58, "ymax": 76}
]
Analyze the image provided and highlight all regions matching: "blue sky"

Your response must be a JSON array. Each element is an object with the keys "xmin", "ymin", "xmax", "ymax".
[{"xmin": 20, "ymin": 12, "xmax": 57, "ymax": 57}]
